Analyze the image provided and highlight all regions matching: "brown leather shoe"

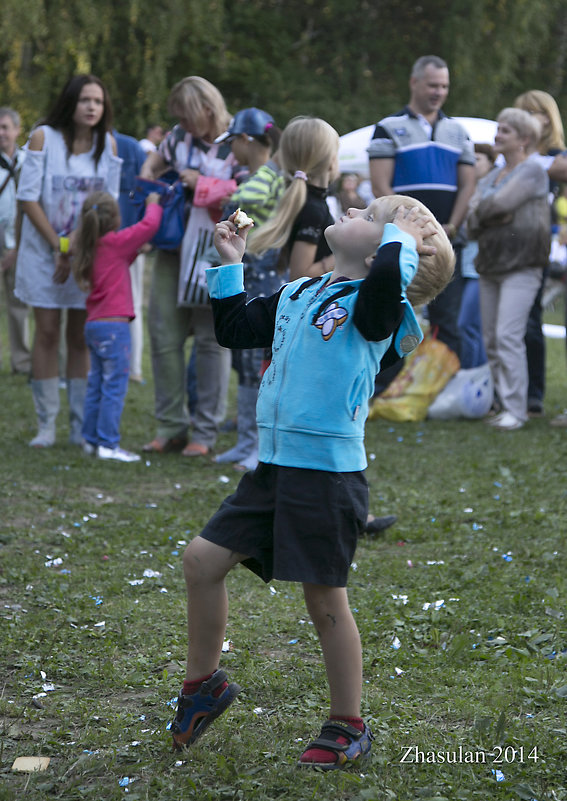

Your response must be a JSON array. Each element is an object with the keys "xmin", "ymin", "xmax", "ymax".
[{"xmin": 142, "ymin": 435, "xmax": 188, "ymax": 453}]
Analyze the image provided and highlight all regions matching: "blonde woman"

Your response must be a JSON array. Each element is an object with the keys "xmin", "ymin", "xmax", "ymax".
[
  {"xmin": 141, "ymin": 77, "xmax": 239, "ymax": 457},
  {"xmin": 468, "ymin": 108, "xmax": 550, "ymax": 430},
  {"xmin": 514, "ymin": 90, "xmax": 566, "ymax": 417},
  {"xmin": 515, "ymin": 90, "xmax": 565, "ymax": 156}
]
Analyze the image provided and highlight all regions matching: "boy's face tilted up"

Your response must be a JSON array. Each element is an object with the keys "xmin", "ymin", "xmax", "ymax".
[{"xmin": 325, "ymin": 199, "xmax": 389, "ymax": 267}]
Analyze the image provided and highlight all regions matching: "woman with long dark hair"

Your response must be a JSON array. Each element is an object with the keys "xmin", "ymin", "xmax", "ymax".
[{"xmin": 15, "ymin": 74, "xmax": 121, "ymax": 448}]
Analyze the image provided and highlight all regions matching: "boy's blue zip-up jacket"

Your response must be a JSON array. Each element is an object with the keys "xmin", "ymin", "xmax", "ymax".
[{"xmin": 206, "ymin": 223, "xmax": 423, "ymax": 472}]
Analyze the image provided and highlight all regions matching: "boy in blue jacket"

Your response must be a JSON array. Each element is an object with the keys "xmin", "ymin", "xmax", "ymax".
[{"xmin": 170, "ymin": 197, "xmax": 455, "ymax": 769}]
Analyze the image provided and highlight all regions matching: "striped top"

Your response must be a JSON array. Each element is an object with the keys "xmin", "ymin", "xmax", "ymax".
[
  {"xmin": 227, "ymin": 160, "xmax": 284, "ymax": 226},
  {"xmin": 368, "ymin": 107, "xmax": 475, "ymax": 224}
]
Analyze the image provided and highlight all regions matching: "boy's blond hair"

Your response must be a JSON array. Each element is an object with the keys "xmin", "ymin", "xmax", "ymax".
[{"xmin": 374, "ymin": 195, "xmax": 455, "ymax": 305}]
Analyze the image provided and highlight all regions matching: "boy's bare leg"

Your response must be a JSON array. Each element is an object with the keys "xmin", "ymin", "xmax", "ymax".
[
  {"xmin": 182, "ymin": 536, "xmax": 245, "ymax": 680},
  {"xmin": 302, "ymin": 583, "xmax": 362, "ymax": 716}
]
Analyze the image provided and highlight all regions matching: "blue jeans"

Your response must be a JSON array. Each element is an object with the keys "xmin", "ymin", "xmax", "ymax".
[
  {"xmin": 82, "ymin": 321, "xmax": 131, "ymax": 448},
  {"xmin": 457, "ymin": 278, "xmax": 487, "ymax": 369}
]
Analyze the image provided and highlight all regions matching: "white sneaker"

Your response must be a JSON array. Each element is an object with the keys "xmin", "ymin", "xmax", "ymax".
[
  {"xmin": 97, "ymin": 445, "xmax": 141, "ymax": 462},
  {"xmin": 485, "ymin": 411, "xmax": 505, "ymax": 426},
  {"xmin": 491, "ymin": 412, "xmax": 524, "ymax": 431}
]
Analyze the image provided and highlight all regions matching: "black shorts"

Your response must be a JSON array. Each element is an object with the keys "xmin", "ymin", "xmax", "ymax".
[{"xmin": 200, "ymin": 463, "xmax": 369, "ymax": 586}]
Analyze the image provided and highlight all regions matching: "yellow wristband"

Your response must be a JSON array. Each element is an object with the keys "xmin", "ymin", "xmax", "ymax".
[{"xmin": 59, "ymin": 236, "xmax": 70, "ymax": 254}]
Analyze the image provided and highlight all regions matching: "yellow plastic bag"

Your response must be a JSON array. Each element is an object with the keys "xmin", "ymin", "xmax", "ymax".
[{"xmin": 369, "ymin": 337, "xmax": 460, "ymax": 422}]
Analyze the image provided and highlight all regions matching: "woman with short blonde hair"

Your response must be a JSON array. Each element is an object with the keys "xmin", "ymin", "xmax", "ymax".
[
  {"xmin": 141, "ymin": 77, "xmax": 239, "ymax": 457},
  {"xmin": 468, "ymin": 108, "xmax": 550, "ymax": 430}
]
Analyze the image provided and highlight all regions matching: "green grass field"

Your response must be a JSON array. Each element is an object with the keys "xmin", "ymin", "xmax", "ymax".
[{"xmin": 1, "ymin": 301, "xmax": 566, "ymax": 800}]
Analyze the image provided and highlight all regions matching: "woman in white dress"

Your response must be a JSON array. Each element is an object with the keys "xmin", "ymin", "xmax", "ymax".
[{"xmin": 15, "ymin": 74, "xmax": 121, "ymax": 447}]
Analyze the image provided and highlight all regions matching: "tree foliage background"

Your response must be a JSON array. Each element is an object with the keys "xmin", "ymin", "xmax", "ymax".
[{"xmin": 1, "ymin": 0, "xmax": 567, "ymax": 139}]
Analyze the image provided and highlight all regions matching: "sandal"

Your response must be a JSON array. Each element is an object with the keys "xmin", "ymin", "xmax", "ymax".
[
  {"xmin": 142, "ymin": 435, "xmax": 187, "ymax": 454},
  {"xmin": 171, "ymin": 669, "xmax": 241, "ymax": 750},
  {"xmin": 181, "ymin": 442, "xmax": 209, "ymax": 457},
  {"xmin": 298, "ymin": 719, "xmax": 374, "ymax": 770}
]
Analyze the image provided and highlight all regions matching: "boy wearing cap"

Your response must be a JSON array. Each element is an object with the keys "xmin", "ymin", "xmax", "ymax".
[
  {"xmin": 215, "ymin": 107, "xmax": 283, "ymax": 227},
  {"xmin": 212, "ymin": 108, "xmax": 285, "ymax": 471}
]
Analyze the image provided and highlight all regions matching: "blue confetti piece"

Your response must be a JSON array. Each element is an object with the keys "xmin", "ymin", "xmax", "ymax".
[
  {"xmin": 288, "ymin": 638, "xmax": 298, "ymax": 644},
  {"xmin": 501, "ymin": 554, "xmax": 512, "ymax": 562},
  {"xmin": 525, "ymin": 576, "xmax": 531, "ymax": 583},
  {"xmin": 494, "ymin": 481, "xmax": 502, "ymax": 488},
  {"xmin": 171, "ymin": 550, "xmax": 179, "ymax": 556},
  {"xmin": 90, "ymin": 595, "xmax": 103, "ymax": 605},
  {"xmin": 118, "ymin": 777, "xmax": 131, "ymax": 787},
  {"xmin": 493, "ymin": 495, "xmax": 500, "ymax": 500},
  {"xmin": 492, "ymin": 768, "xmax": 505, "ymax": 782},
  {"xmin": 397, "ymin": 436, "xmax": 404, "ymax": 442}
]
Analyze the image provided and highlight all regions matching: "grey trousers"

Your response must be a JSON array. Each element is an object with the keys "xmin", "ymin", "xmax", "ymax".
[
  {"xmin": 479, "ymin": 268, "xmax": 543, "ymax": 422},
  {"xmin": 129, "ymin": 253, "xmax": 145, "ymax": 379},
  {"xmin": 147, "ymin": 249, "xmax": 231, "ymax": 447}
]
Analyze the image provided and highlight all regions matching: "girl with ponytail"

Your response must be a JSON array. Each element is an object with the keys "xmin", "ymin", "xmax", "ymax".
[
  {"xmin": 73, "ymin": 189, "xmax": 162, "ymax": 461},
  {"xmin": 247, "ymin": 116, "xmax": 340, "ymax": 281}
]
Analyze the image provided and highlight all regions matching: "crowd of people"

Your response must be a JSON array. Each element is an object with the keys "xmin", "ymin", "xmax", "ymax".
[
  {"xmin": 367, "ymin": 56, "xmax": 567, "ymax": 429},
  {"xmin": 1, "ymin": 56, "xmax": 567, "ymax": 770},
  {"xmin": 2, "ymin": 62, "xmax": 567, "ymax": 445}
]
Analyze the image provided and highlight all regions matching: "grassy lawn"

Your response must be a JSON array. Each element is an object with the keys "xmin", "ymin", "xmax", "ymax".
[{"xmin": 1, "ymin": 302, "xmax": 566, "ymax": 800}]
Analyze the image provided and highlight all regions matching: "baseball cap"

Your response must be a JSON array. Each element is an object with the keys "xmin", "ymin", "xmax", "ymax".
[{"xmin": 215, "ymin": 107, "xmax": 274, "ymax": 143}]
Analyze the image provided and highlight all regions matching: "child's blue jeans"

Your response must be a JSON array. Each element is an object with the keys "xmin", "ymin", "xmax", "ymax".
[{"xmin": 82, "ymin": 321, "xmax": 131, "ymax": 448}]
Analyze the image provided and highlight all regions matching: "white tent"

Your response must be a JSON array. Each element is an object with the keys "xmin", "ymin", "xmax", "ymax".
[{"xmin": 338, "ymin": 117, "xmax": 497, "ymax": 177}]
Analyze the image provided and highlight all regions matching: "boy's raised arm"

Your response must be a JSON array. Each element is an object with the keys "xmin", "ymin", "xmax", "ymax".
[
  {"xmin": 206, "ymin": 216, "xmax": 281, "ymax": 350},
  {"xmin": 214, "ymin": 213, "xmax": 253, "ymax": 265}
]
